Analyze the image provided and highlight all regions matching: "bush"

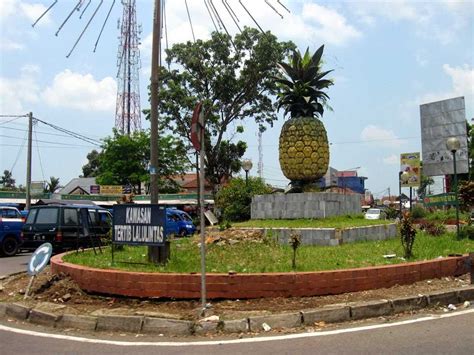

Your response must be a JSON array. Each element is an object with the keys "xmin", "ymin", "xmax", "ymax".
[
  {"xmin": 215, "ymin": 177, "xmax": 272, "ymax": 222},
  {"xmin": 411, "ymin": 205, "xmax": 427, "ymax": 219},
  {"xmin": 419, "ymin": 220, "xmax": 446, "ymax": 236},
  {"xmin": 384, "ymin": 206, "xmax": 400, "ymax": 219},
  {"xmin": 459, "ymin": 225, "xmax": 474, "ymax": 240},
  {"xmin": 399, "ymin": 212, "xmax": 416, "ymax": 258}
]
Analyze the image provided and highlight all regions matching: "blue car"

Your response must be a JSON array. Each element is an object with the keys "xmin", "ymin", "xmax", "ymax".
[
  {"xmin": 165, "ymin": 209, "xmax": 196, "ymax": 237},
  {"xmin": 0, "ymin": 206, "xmax": 24, "ymax": 256}
]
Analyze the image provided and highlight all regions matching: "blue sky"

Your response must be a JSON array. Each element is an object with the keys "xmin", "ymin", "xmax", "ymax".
[{"xmin": 1, "ymin": 0, "xmax": 473, "ymax": 199}]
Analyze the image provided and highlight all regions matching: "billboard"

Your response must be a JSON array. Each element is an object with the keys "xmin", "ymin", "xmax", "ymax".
[
  {"xmin": 100, "ymin": 185, "xmax": 122, "ymax": 195},
  {"xmin": 400, "ymin": 152, "xmax": 421, "ymax": 187},
  {"xmin": 420, "ymin": 97, "xmax": 468, "ymax": 176},
  {"xmin": 31, "ymin": 181, "xmax": 45, "ymax": 196}
]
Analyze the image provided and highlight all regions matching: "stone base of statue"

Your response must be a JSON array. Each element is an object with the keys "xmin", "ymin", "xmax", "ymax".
[{"xmin": 250, "ymin": 192, "xmax": 361, "ymax": 219}]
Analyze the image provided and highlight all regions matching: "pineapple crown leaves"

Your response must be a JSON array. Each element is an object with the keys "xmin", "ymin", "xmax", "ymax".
[{"xmin": 273, "ymin": 45, "xmax": 333, "ymax": 119}]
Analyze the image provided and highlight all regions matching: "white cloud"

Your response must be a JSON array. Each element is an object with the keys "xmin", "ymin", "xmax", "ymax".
[
  {"xmin": 0, "ymin": 39, "xmax": 25, "ymax": 51},
  {"xmin": 41, "ymin": 70, "xmax": 117, "ymax": 112},
  {"xmin": 19, "ymin": 2, "xmax": 51, "ymax": 25},
  {"xmin": 383, "ymin": 154, "xmax": 399, "ymax": 165},
  {"xmin": 0, "ymin": 65, "xmax": 41, "ymax": 113},
  {"xmin": 360, "ymin": 125, "xmax": 405, "ymax": 148},
  {"xmin": 0, "ymin": 0, "xmax": 17, "ymax": 19},
  {"xmin": 418, "ymin": 64, "xmax": 474, "ymax": 105}
]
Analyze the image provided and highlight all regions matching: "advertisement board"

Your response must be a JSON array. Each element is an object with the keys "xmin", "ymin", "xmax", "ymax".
[
  {"xmin": 112, "ymin": 204, "xmax": 166, "ymax": 246},
  {"xmin": 31, "ymin": 181, "xmax": 45, "ymax": 196},
  {"xmin": 420, "ymin": 97, "xmax": 468, "ymax": 176},
  {"xmin": 400, "ymin": 152, "xmax": 421, "ymax": 187},
  {"xmin": 423, "ymin": 193, "xmax": 458, "ymax": 207},
  {"xmin": 100, "ymin": 185, "xmax": 123, "ymax": 195}
]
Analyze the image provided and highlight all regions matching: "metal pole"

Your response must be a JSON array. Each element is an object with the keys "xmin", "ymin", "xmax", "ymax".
[
  {"xmin": 245, "ymin": 170, "xmax": 249, "ymax": 186},
  {"xmin": 148, "ymin": 0, "xmax": 161, "ymax": 263},
  {"xmin": 26, "ymin": 112, "xmax": 33, "ymax": 211},
  {"xmin": 453, "ymin": 150, "xmax": 460, "ymax": 239},
  {"xmin": 398, "ymin": 171, "xmax": 402, "ymax": 216},
  {"xmin": 199, "ymin": 122, "xmax": 207, "ymax": 315},
  {"xmin": 409, "ymin": 187, "xmax": 412, "ymax": 213}
]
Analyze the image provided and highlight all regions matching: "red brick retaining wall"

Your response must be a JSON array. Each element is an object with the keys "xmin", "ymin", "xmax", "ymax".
[{"xmin": 50, "ymin": 254, "xmax": 470, "ymax": 299}]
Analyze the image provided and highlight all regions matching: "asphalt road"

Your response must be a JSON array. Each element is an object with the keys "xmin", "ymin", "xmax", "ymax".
[
  {"xmin": 0, "ymin": 252, "xmax": 31, "ymax": 275},
  {"xmin": 1, "ymin": 309, "xmax": 473, "ymax": 354}
]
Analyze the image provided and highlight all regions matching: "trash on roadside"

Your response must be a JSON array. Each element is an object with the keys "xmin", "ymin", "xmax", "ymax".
[
  {"xmin": 463, "ymin": 301, "xmax": 470, "ymax": 308},
  {"xmin": 262, "ymin": 322, "xmax": 271, "ymax": 331},
  {"xmin": 447, "ymin": 304, "xmax": 457, "ymax": 311},
  {"xmin": 383, "ymin": 254, "xmax": 396, "ymax": 259},
  {"xmin": 200, "ymin": 315, "xmax": 219, "ymax": 322}
]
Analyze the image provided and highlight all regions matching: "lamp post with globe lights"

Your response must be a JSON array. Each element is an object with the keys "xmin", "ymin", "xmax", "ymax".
[
  {"xmin": 446, "ymin": 137, "xmax": 461, "ymax": 239},
  {"xmin": 242, "ymin": 159, "xmax": 253, "ymax": 187}
]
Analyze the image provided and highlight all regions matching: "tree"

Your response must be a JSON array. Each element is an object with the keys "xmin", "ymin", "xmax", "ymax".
[
  {"xmin": 150, "ymin": 27, "xmax": 294, "ymax": 193},
  {"xmin": 417, "ymin": 174, "xmax": 434, "ymax": 200},
  {"xmin": 82, "ymin": 150, "xmax": 102, "ymax": 177},
  {"xmin": 215, "ymin": 177, "xmax": 272, "ymax": 221},
  {"xmin": 44, "ymin": 176, "xmax": 61, "ymax": 193},
  {"xmin": 0, "ymin": 170, "xmax": 15, "ymax": 189},
  {"xmin": 86, "ymin": 129, "xmax": 190, "ymax": 194}
]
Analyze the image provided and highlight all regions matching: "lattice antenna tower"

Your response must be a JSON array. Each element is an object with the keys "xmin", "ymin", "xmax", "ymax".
[
  {"xmin": 257, "ymin": 130, "xmax": 263, "ymax": 179},
  {"xmin": 116, "ymin": 0, "xmax": 142, "ymax": 135}
]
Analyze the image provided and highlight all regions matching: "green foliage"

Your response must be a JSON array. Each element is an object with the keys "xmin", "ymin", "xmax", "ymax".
[
  {"xmin": 215, "ymin": 177, "xmax": 272, "ymax": 221},
  {"xmin": 0, "ymin": 170, "xmax": 15, "ymax": 189},
  {"xmin": 274, "ymin": 45, "xmax": 333, "ymax": 119},
  {"xmin": 384, "ymin": 206, "xmax": 400, "ymax": 219},
  {"xmin": 234, "ymin": 215, "xmax": 392, "ymax": 228},
  {"xmin": 399, "ymin": 212, "xmax": 416, "ymax": 258},
  {"xmin": 84, "ymin": 129, "xmax": 190, "ymax": 194},
  {"xmin": 218, "ymin": 221, "xmax": 232, "ymax": 231},
  {"xmin": 43, "ymin": 176, "xmax": 60, "ymax": 193},
  {"xmin": 65, "ymin": 232, "xmax": 474, "ymax": 273},
  {"xmin": 459, "ymin": 225, "xmax": 474, "ymax": 240},
  {"xmin": 417, "ymin": 173, "xmax": 434, "ymax": 200},
  {"xmin": 411, "ymin": 205, "xmax": 427, "ymax": 219},
  {"xmin": 419, "ymin": 220, "xmax": 446, "ymax": 236},
  {"xmin": 148, "ymin": 28, "xmax": 295, "ymax": 192}
]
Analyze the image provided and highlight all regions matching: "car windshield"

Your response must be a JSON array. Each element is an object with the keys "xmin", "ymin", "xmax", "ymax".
[{"xmin": 367, "ymin": 209, "xmax": 380, "ymax": 214}]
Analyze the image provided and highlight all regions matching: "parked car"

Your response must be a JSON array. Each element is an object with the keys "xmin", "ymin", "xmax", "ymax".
[
  {"xmin": 165, "ymin": 209, "xmax": 196, "ymax": 237},
  {"xmin": 364, "ymin": 208, "xmax": 385, "ymax": 220},
  {"xmin": 0, "ymin": 206, "xmax": 24, "ymax": 256},
  {"xmin": 21, "ymin": 204, "xmax": 112, "ymax": 253}
]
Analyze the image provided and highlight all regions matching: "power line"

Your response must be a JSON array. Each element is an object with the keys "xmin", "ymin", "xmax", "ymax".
[
  {"xmin": 0, "ymin": 133, "xmax": 98, "ymax": 148},
  {"xmin": 33, "ymin": 125, "xmax": 47, "ymax": 183},
  {"xmin": 9, "ymin": 131, "xmax": 28, "ymax": 173},
  {"xmin": 34, "ymin": 117, "xmax": 102, "ymax": 146}
]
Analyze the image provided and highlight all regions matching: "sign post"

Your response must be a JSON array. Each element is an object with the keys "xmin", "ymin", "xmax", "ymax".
[{"xmin": 25, "ymin": 243, "xmax": 53, "ymax": 299}]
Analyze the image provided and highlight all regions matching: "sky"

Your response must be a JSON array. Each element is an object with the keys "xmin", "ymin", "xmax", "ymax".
[{"xmin": 0, "ymin": 0, "xmax": 473, "ymax": 199}]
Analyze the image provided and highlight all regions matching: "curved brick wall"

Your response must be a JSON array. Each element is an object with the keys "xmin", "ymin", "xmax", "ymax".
[{"xmin": 51, "ymin": 254, "xmax": 469, "ymax": 299}]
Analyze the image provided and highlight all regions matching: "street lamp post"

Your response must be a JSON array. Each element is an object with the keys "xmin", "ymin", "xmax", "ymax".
[
  {"xmin": 398, "ymin": 171, "xmax": 403, "ymax": 215},
  {"xmin": 242, "ymin": 159, "xmax": 253, "ymax": 186},
  {"xmin": 446, "ymin": 137, "xmax": 461, "ymax": 239}
]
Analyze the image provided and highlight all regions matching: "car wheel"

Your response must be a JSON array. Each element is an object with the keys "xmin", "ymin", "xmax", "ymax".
[
  {"xmin": 179, "ymin": 229, "xmax": 187, "ymax": 237},
  {"xmin": 1, "ymin": 236, "xmax": 19, "ymax": 257}
]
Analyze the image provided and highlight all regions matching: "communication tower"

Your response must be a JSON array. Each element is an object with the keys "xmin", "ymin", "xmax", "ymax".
[{"xmin": 115, "ymin": 0, "xmax": 141, "ymax": 134}]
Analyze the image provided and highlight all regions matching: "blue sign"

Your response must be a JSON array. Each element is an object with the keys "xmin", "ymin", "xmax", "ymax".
[
  {"xmin": 27, "ymin": 243, "xmax": 53, "ymax": 276},
  {"xmin": 112, "ymin": 204, "xmax": 166, "ymax": 246}
]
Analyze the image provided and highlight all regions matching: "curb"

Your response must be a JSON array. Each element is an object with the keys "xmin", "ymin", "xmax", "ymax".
[{"xmin": 1, "ymin": 286, "xmax": 473, "ymax": 335}]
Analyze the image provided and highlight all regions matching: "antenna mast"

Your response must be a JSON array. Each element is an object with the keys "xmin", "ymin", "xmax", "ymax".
[{"xmin": 115, "ymin": 0, "xmax": 142, "ymax": 135}]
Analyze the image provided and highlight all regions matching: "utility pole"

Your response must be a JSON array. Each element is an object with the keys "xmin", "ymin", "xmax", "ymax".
[
  {"xmin": 25, "ymin": 112, "xmax": 33, "ymax": 210},
  {"xmin": 148, "ymin": 0, "xmax": 163, "ymax": 263}
]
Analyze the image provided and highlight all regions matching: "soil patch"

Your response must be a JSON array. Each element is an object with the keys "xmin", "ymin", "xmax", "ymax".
[{"xmin": 0, "ymin": 268, "xmax": 470, "ymax": 321}]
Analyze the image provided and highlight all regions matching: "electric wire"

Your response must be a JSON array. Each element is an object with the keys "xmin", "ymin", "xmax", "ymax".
[
  {"xmin": 66, "ymin": 0, "xmax": 104, "ymax": 58},
  {"xmin": 163, "ymin": 0, "xmax": 170, "ymax": 69},
  {"xmin": 204, "ymin": 0, "xmax": 219, "ymax": 32},
  {"xmin": 9, "ymin": 131, "xmax": 27, "ymax": 173},
  {"xmin": 33, "ymin": 126, "xmax": 47, "ymax": 184},
  {"xmin": 93, "ymin": 0, "xmax": 116, "ymax": 52},
  {"xmin": 184, "ymin": 0, "xmax": 196, "ymax": 42},
  {"xmin": 0, "ymin": 116, "xmax": 25, "ymax": 125},
  {"xmin": 31, "ymin": 0, "xmax": 58, "ymax": 27},
  {"xmin": 0, "ymin": 133, "xmax": 99, "ymax": 148},
  {"xmin": 33, "ymin": 117, "xmax": 102, "ymax": 145}
]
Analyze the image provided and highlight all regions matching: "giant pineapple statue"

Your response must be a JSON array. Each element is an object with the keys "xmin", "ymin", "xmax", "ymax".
[{"xmin": 275, "ymin": 45, "xmax": 333, "ymax": 192}]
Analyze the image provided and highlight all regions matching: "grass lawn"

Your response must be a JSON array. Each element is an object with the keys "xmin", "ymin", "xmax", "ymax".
[
  {"xmin": 63, "ymin": 231, "xmax": 474, "ymax": 274},
  {"xmin": 232, "ymin": 215, "xmax": 393, "ymax": 229}
]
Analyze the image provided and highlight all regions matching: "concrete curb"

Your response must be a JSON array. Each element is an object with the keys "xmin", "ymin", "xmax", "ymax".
[{"xmin": 1, "ymin": 285, "xmax": 473, "ymax": 335}]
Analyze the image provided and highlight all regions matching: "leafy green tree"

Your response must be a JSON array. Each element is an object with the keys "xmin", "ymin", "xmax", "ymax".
[
  {"xmin": 82, "ymin": 150, "xmax": 102, "ymax": 177},
  {"xmin": 150, "ymin": 27, "xmax": 294, "ymax": 193},
  {"xmin": 417, "ymin": 174, "xmax": 434, "ymax": 200},
  {"xmin": 44, "ymin": 176, "xmax": 61, "ymax": 193},
  {"xmin": 85, "ymin": 130, "xmax": 190, "ymax": 194},
  {"xmin": 0, "ymin": 170, "xmax": 15, "ymax": 189},
  {"xmin": 215, "ymin": 176, "xmax": 272, "ymax": 221}
]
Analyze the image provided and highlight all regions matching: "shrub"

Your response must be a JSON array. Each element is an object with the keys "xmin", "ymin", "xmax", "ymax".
[
  {"xmin": 419, "ymin": 220, "xmax": 446, "ymax": 236},
  {"xmin": 399, "ymin": 212, "xmax": 416, "ymax": 258},
  {"xmin": 215, "ymin": 177, "xmax": 272, "ymax": 221},
  {"xmin": 218, "ymin": 220, "xmax": 232, "ymax": 231},
  {"xmin": 411, "ymin": 205, "xmax": 427, "ymax": 219},
  {"xmin": 384, "ymin": 206, "xmax": 400, "ymax": 219},
  {"xmin": 459, "ymin": 225, "xmax": 474, "ymax": 240}
]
